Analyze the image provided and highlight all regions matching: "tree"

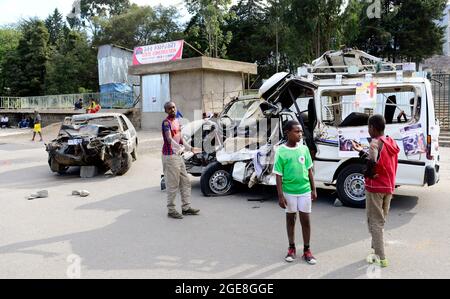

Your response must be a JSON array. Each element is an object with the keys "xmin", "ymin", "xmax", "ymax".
[
  {"xmin": 351, "ymin": 0, "xmax": 447, "ymax": 63},
  {"xmin": 68, "ymin": 0, "xmax": 131, "ymax": 38},
  {"xmin": 282, "ymin": 0, "xmax": 344, "ymax": 66},
  {"xmin": 226, "ymin": 0, "xmax": 277, "ymax": 79},
  {"xmin": 185, "ymin": 0, "xmax": 235, "ymax": 58},
  {"xmin": 94, "ymin": 4, "xmax": 183, "ymax": 49},
  {"xmin": 2, "ymin": 19, "xmax": 50, "ymax": 96},
  {"xmin": 46, "ymin": 31, "xmax": 98, "ymax": 94},
  {"xmin": 45, "ymin": 8, "xmax": 66, "ymax": 45},
  {"xmin": 339, "ymin": 0, "xmax": 365, "ymax": 48},
  {"xmin": 0, "ymin": 26, "xmax": 21, "ymax": 93}
]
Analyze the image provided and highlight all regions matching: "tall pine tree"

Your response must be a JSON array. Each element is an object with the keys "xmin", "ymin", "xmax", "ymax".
[{"xmin": 2, "ymin": 19, "xmax": 50, "ymax": 96}]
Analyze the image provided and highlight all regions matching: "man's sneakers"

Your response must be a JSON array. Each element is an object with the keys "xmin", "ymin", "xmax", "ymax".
[
  {"xmin": 182, "ymin": 207, "xmax": 200, "ymax": 215},
  {"xmin": 285, "ymin": 247, "xmax": 296, "ymax": 262},
  {"xmin": 302, "ymin": 250, "xmax": 317, "ymax": 265},
  {"xmin": 367, "ymin": 253, "xmax": 389, "ymax": 267},
  {"xmin": 168, "ymin": 210, "xmax": 183, "ymax": 219}
]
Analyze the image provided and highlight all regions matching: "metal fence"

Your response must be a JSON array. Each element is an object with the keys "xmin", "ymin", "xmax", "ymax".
[
  {"xmin": 431, "ymin": 74, "xmax": 450, "ymax": 130},
  {"xmin": 0, "ymin": 92, "xmax": 135, "ymax": 110}
]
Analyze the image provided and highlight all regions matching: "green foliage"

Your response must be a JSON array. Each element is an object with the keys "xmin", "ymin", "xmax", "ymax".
[
  {"xmin": 0, "ymin": 26, "xmax": 22, "ymax": 93},
  {"xmin": 1, "ymin": 0, "xmax": 448, "ymax": 96},
  {"xmin": 93, "ymin": 4, "xmax": 183, "ymax": 49},
  {"xmin": 185, "ymin": 0, "xmax": 235, "ymax": 58},
  {"xmin": 346, "ymin": 0, "xmax": 447, "ymax": 63},
  {"xmin": 45, "ymin": 9, "xmax": 66, "ymax": 45},
  {"xmin": 225, "ymin": 0, "xmax": 276, "ymax": 78},
  {"xmin": 46, "ymin": 31, "xmax": 98, "ymax": 94},
  {"xmin": 2, "ymin": 19, "xmax": 50, "ymax": 96}
]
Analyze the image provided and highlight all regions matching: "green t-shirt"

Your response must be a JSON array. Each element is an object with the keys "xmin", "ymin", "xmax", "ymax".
[{"xmin": 273, "ymin": 144, "xmax": 313, "ymax": 195}]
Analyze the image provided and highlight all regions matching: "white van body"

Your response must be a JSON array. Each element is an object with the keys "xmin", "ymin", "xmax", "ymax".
[{"xmin": 193, "ymin": 50, "xmax": 440, "ymax": 207}]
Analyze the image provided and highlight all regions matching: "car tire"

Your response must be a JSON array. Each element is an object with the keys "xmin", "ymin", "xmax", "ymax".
[
  {"xmin": 97, "ymin": 164, "xmax": 109, "ymax": 175},
  {"xmin": 112, "ymin": 152, "xmax": 132, "ymax": 176},
  {"xmin": 336, "ymin": 164, "xmax": 366, "ymax": 208},
  {"xmin": 49, "ymin": 158, "xmax": 68, "ymax": 175},
  {"xmin": 200, "ymin": 162, "xmax": 235, "ymax": 196}
]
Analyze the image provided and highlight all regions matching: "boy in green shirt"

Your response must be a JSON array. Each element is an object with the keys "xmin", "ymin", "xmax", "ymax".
[{"xmin": 273, "ymin": 120, "xmax": 317, "ymax": 264}]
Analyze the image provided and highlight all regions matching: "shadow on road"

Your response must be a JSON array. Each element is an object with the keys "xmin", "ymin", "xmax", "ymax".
[
  {"xmin": 0, "ymin": 164, "xmax": 124, "ymax": 189},
  {"xmin": 0, "ymin": 179, "xmax": 419, "ymax": 278}
]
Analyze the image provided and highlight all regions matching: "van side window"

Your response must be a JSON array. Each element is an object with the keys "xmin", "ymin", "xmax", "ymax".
[{"xmin": 321, "ymin": 86, "xmax": 419, "ymax": 127}]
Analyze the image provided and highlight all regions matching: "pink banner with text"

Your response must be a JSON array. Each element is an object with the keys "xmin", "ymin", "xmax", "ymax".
[{"xmin": 133, "ymin": 40, "xmax": 184, "ymax": 65}]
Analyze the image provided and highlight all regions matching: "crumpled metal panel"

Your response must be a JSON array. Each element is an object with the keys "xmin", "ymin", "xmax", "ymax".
[{"xmin": 98, "ymin": 45, "xmax": 139, "ymax": 86}]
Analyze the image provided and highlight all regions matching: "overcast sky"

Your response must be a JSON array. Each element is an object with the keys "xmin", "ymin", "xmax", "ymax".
[{"xmin": 0, "ymin": 0, "xmax": 189, "ymax": 26}]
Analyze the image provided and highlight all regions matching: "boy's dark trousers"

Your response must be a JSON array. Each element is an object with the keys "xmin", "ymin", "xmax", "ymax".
[{"xmin": 366, "ymin": 191, "xmax": 392, "ymax": 260}]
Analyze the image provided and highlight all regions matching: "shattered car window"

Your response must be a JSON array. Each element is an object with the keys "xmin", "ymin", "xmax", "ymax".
[
  {"xmin": 60, "ymin": 125, "xmax": 100, "ymax": 137},
  {"xmin": 226, "ymin": 100, "xmax": 260, "ymax": 119},
  {"xmin": 73, "ymin": 117, "xmax": 121, "ymax": 131}
]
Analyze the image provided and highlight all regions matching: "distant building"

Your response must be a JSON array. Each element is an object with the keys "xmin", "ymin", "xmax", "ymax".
[
  {"xmin": 128, "ymin": 56, "xmax": 257, "ymax": 129},
  {"xmin": 97, "ymin": 45, "xmax": 140, "ymax": 107}
]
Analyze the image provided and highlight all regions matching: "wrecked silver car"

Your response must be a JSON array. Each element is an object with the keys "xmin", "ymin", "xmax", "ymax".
[
  {"xmin": 181, "ymin": 95, "xmax": 263, "ymax": 177},
  {"xmin": 46, "ymin": 113, "xmax": 138, "ymax": 176}
]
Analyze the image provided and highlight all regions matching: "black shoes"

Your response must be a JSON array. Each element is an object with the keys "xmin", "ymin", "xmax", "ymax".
[{"xmin": 182, "ymin": 208, "xmax": 200, "ymax": 215}]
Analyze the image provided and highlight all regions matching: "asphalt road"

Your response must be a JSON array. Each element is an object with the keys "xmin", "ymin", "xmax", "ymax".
[{"xmin": 0, "ymin": 129, "xmax": 449, "ymax": 279}]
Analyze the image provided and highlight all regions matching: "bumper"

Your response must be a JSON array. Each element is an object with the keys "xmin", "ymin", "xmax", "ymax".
[{"xmin": 53, "ymin": 151, "xmax": 86, "ymax": 166}]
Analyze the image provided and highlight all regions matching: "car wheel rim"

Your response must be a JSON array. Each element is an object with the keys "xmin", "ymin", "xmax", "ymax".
[
  {"xmin": 209, "ymin": 170, "xmax": 232, "ymax": 194},
  {"xmin": 344, "ymin": 173, "xmax": 366, "ymax": 202}
]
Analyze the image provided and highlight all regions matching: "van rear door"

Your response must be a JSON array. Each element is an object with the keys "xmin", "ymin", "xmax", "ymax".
[{"xmin": 425, "ymin": 79, "xmax": 440, "ymax": 185}]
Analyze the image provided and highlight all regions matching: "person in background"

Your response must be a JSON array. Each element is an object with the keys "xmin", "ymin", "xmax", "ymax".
[
  {"xmin": 86, "ymin": 98, "xmax": 101, "ymax": 114},
  {"xmin": 74, "ymin": 98, "xmax": 84, "ymax": 110},
  {"xmin": 18, "ymin": 117, "xmax": 29, "ymax": 128},
  {"xmin": 27, "ymin": 116, "xmax": 34, "ymax": 128},
  {"xmin": 0, "ymin": 115, "xmax": 9, "ymax": 128},
  {"xmin": 31, "ymin": 110, "xmax": 43, "ymax": 142}
]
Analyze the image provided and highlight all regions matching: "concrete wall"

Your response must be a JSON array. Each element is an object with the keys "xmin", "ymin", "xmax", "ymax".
[
  {"xmin": 171, "ymin": 70, "xmax": 203, "ymax": 122},
  {"xmin": 139, "ymin": 69, "xmax": 245, "ymax": 129},
  {"xmin": 141, "ymin": 112, "xmax": 167, "ymax": 130},
  {"xmin": 202, "ymin": 70, "xmax": 243, "ymax": 113}
]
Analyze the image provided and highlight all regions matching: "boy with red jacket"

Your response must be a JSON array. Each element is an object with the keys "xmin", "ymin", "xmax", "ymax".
[{"xmin": 352, "ymin": 115, "xmax": 400, "ymax": 267}]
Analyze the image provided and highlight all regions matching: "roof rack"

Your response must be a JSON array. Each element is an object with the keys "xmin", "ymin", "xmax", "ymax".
[
  {"xmin": 298, "ymin": 49, "xmax": 416, "ymax": 79},
  {"xmin": 304, "ymin": 63, "xmax": 416, "ymax": 78}
]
